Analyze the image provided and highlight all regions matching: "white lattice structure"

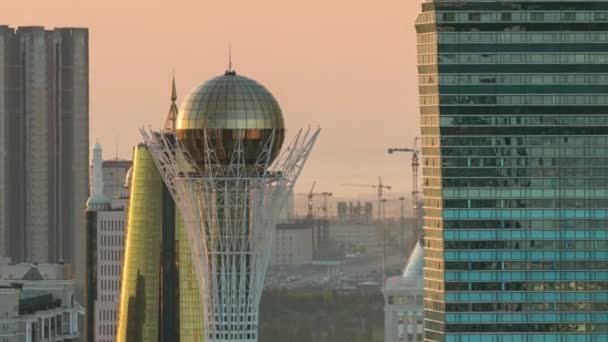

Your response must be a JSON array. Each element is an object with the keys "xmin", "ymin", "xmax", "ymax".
[{"xmin": 141, "ymin": 127, "xmax": 319, "ymax": 341}]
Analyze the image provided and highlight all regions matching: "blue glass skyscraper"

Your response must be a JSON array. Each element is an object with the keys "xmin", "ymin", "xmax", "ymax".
[{"xmin": 416, "ymin": 1, "xmax": 608, "ymax": 341}]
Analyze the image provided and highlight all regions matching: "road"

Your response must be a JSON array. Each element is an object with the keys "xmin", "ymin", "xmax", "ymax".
[{"xmin": 267, "ymin": 249, "xmax": 408, "ymax": 288}]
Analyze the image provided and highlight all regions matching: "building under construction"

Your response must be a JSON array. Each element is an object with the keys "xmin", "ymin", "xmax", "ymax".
[{"xmin": 337, "ymin": 201, "xmax": 373, "ymax": 224}]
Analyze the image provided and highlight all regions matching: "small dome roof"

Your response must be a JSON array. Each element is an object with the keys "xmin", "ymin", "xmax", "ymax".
[
  {"xmin": 86, "ymin": 193, "xmax": 110, "ymax": 210},
  {"xmin": 176, "ymin": 72, "xmax": 284, "ymax": 130},
  {"xmin": 403, "ymin": 237, "xmax": 424, "ymax": 280}
]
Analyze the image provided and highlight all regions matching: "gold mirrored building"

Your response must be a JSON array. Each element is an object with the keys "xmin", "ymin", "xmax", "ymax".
[{"xmin": 116, "ymin": 79, "xmax": 204, "ymax": 342}]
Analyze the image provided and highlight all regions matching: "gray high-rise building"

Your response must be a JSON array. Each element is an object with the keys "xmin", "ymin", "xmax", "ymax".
[
  {"xmin": 416, "ymin": 1, "xmax": 608, "ymax": 341},
  {"xmin": 0, "ymin": 26, "xmax": 89, "ymax": 274}
]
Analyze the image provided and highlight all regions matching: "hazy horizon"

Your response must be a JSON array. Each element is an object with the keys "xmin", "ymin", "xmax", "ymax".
[{"xmin": 3, "ymin": 0, "xmax": 422, "ymax": 197}]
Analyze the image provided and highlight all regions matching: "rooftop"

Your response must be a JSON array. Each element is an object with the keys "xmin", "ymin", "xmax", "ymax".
[
  {"xmin": 102, "ymin": 159, "xmax": 132, "ymax": 168},
  {"xmin": 0, "ymin": 259, "xmax": 70, "ymax": 281}
]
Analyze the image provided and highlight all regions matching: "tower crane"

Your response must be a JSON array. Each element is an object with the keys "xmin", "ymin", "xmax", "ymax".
[
  {"xmin": 388, "ymin": 137, "xmax": 421, "ymax": 239},
  {"xmin": 307, "ymin": 181, "xmax": 333, "ymax": 220},
  {"xmin": 307, "ymin": 181, "xmax": 316, "ymax": 219},
  {"xmin": 342, "ymin": 177, "xmax": 392, "ymax": 220}
]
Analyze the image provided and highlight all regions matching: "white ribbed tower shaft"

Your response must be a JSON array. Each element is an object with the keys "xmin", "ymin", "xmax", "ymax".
[{"xmin": 141, "ymin": 128, "xmax": 319, "ymax": 342}]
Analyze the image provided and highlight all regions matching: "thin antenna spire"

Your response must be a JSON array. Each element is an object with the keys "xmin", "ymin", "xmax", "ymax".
[
  {"xmin": 228, "ymin": 41, "xmax": 233, "ymax": 72},
  {"xmin": 115, "ymin": 136, "xmax": 119, "ymax": 159}
]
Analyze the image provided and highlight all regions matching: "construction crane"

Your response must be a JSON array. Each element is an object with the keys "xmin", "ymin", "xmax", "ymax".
[
  {"xmin": 381, "ymin": 198, "xmax": 388, "ymax": 287},
  {"xmin": 307, "ymin": 181, "xmax": 333, "ymax": 220},
  {"xmin": 388, "ymin": 137, "xmax": 421, "ymax": 239},
  {"xmin": 342, "ymin": 177, "xmax": 392, "ymax": 220},
  {"xmin": 307, "ymin": 181, "xmax": 317, "ymax": 219}
]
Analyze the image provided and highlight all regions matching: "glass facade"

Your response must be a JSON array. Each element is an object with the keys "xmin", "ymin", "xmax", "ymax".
[
  {"xmin": 416, "ymin": 1, "xmax": 608, "ymax": 341},
  {"xmin": 177, "ymin": 216, "xmax": 205, "ymax": 342},
  {"xmin": 116, "ymin": 145, "xmax": 204, "ymax": 342},
  {"xmin": 116, "ymin": 145, "xmax": 162, "ymax": 342}
]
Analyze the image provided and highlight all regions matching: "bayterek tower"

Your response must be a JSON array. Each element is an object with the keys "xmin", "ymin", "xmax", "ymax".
[{"xmin": 142, "ymin": 66, "xmax": 319, "ymax": 341}]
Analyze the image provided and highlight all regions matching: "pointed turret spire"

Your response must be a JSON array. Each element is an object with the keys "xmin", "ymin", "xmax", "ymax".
[
  {"xmin": 171, "ymin": 73, "xmax": 177, "ymax": 102},
  {"xmin": 164, "ymin": 74, "xmax": 179, "ymax": 131},
  {"xmin": 86, "ymin": 142, "xmax": 110, "ymax": 211}
]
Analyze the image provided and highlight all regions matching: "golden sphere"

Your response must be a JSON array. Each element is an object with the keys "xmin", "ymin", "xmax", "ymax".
[{"xmin": 176, "ymin": 72, "xmax": 285, "ymax": 166}]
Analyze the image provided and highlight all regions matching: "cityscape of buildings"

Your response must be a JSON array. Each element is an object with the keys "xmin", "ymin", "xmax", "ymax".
[{"xmin": 1, "ymin": 0, "xmax": 608, "ymax": 341}]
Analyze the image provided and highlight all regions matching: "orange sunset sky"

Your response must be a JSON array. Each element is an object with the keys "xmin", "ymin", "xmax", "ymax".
[{"xmin": 4, "ymin": 0, "xmax": 422, "ymax": 198}]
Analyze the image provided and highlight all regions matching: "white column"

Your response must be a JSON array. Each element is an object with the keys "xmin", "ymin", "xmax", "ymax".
[
  {"xmin": 383, "ymin": 307, "xmax": 390, "ymax": 342},
  {"xmin": 70, "ymin": 309, "xmax": 76, "ymax": 334},
  {"xmin": 25, "ymin": 320, "xmax": 32, "ymax": 342}
]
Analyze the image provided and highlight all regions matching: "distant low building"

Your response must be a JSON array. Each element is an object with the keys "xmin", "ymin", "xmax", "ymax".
[
  {"xmin": 0, "ymin": 259, "xmax": 81, "ymax": 342},
  {"xmin": 271, "ymin": 222, "xmax": 313, "ymax": 265},
  {"xmin": 383, "ymin": 238, "xmax": 424, "ymax": 342},
  {"xmin": 312, "ymin": 219, "xmax": 332, "ymax": 259},
  {"xmin": 329, "ymin": 222, "xmax": 381, "ymax": 250}
]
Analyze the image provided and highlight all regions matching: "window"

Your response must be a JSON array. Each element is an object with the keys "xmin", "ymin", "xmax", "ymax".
[
  {"xmin": 480, "ymin": 13, "xmax": 494, "ymax": 22},
  {"xmin": 531, "ymin": 12, "xmax": 544, "ymax": 21},
  {"xmin": 562, "ymin": 12, "xmax": 576, "ymax": 21},
  {"xmin": 443, "ymin": 13, "xmax": 455, "ymax": 22},
  {"xmin": 500, "ymin": 12, "xmax": 512, "ymax": 21},
  {"xmin": 468, "ymin": 13, "xmax": 481, "ymax": 21}
]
